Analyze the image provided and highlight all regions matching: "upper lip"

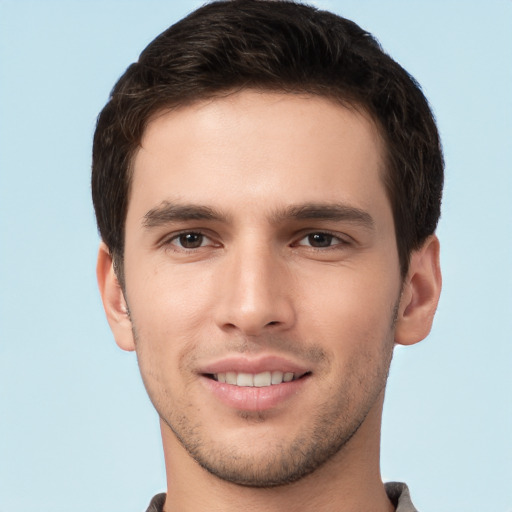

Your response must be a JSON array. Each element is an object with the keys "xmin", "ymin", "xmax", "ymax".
[{"xmin": 198, "ymin": 355, "xmax": 311, "ymax": 376}]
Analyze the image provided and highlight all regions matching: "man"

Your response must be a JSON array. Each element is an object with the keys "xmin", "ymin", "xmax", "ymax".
[{"xmin": 92, "ymin": 1, "xmax": 443, "ymax": 510}]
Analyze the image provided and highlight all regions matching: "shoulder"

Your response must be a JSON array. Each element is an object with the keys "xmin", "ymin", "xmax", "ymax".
[
  {"xmin": 145, "ymin": 493, "xmax": 166, "ymax": 512},
  {"xmin": 385, "ymin": 482, "xmax": 419, "ymax": 512}
]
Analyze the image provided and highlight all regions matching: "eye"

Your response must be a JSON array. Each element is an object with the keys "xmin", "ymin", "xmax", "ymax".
[
  {"xmin": 169, "ymin": 232, "xmax": 210, "ymax": 249},
  {"xmin": 296, "ymin": 232, "xmax": 346, "ymax": 248}
]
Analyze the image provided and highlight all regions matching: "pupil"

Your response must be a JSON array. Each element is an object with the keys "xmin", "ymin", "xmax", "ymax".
[
  {"xmin": 308, "ymin": 233, "xmax": 332, "ymax": 247},
  {"xmin": 180, "ymin": 233, "xmax": 202, "ymax": 248}
]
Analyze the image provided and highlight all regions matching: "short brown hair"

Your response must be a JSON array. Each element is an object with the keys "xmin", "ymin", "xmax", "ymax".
[{"xmin": 92, "ymin": 0, "xmax": 443, "ymax": 281}]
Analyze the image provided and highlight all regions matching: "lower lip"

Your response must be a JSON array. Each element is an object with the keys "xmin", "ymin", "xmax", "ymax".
[{"xmin": 201, "ymin": 375, "xmax": 309, "ymax": 412}]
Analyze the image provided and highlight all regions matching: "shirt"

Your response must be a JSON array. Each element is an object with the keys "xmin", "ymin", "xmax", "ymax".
[{"xmin": 145, "ymin": 481, "xmax": 418, "ymax": 511}]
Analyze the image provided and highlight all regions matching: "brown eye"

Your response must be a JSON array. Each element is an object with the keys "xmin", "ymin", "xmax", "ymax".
[
  {"xmin": 176, "ymin": 233, "xmax": 204, "ymax": 249},
  {"xmin": 295, "ymin": 232, "xmax": 348, "ymax": 250},
  {"xmin": 307, "ymin": 233, "xmax": 334, "ymax": 247}
]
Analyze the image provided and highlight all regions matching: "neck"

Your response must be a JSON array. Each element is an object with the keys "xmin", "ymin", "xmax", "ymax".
[{"xmin": 160, "ymin": 393, "xmax": 394, "ymax": 512}]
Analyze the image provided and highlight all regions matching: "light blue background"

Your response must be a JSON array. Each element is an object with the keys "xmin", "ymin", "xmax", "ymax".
[{"xmin": 1, "ymin": 1, "xmax": 511, "ymax": 511}]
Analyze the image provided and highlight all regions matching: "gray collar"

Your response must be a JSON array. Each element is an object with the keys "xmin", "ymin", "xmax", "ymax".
[{"xmin": 146, "ymin": 481, "xmax": 419, "ymax": 511}]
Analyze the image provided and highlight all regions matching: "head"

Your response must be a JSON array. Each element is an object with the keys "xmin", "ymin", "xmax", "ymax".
[
  {"xmin": 92, "ymin": 0, "xmax": 443, "ymax": 286},
  {"xmin": 93, "ymin": 0, "xmax": 443, "ymax": 491}
]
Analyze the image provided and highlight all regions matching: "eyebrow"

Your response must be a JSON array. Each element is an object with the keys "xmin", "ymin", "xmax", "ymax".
[
  {"xmin": 270, "ymin": 203, "xmax": 374, "ymax": 229},
  {"xmin": 142, "ymin": 201, "xmax": 374, "ymax": 230},
  {"xmin": 143, "ymin": 201, "xmax": 227, "ymax": 228}
]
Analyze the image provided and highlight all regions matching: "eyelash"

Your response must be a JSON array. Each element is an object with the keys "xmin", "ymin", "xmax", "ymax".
[
  {"xmin": 163, "ymin": 231, "xmax": 216, "ymax": 251},
  {"xmin": 294, "ymin": 231, "xmax": 350, "ymax": 250},
  {"xmin": 162, "ymin": 230, "xmax": 351, "ymax": 253}
]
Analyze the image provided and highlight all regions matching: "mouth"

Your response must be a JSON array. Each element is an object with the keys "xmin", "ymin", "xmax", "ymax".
[
  {"xmin": 199, "ymin": 355, "xmax": 313, "ymax": 410},
  {"xmin": 205, "ymin": 370, "xmax": 310, "ymax": 387}
]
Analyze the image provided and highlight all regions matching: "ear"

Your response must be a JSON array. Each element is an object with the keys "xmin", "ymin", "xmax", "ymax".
[
  {"xmin": 96, "ymin": 242, "xmax": 135, "ymax": 351},
  {"xmin": 395, "ymin": 235, "xmax": 442, "ymax": 346}
]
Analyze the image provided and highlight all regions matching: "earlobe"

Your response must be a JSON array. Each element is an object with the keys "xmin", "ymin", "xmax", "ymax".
[
  {"xmin": 395, "ymin": 235, "xmax": 442, "ymax": 346},
  {"xmin": 96, "ymin": 242, "xmax": 135, "ymax": 351}
]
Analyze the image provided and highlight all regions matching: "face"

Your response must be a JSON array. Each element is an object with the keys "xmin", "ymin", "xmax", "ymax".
[{"xmin": 120, "ymin": 91, "xmax": 403, "ymax": 486}]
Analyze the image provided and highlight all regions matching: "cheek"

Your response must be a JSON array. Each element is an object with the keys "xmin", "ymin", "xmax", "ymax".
[
  {"xmin": 296, "ymin": 262, "xmax": 399, "ymax": 351},
  {"xmin": 124, "ymin": 266, "xmax": 217, "ymax": 400},
  {"xmin": 126, "ymin": 260, "xmax": 217, "ymax": 339}
]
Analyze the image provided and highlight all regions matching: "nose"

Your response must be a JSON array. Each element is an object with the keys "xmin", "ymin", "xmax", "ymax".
[{"xmin": 214, "ymin": 242, "xmax": 296, "ymax": 336}]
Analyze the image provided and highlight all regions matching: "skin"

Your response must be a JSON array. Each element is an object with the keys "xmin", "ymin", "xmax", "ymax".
[{"xmin": 98, "ymin": 91, "xmax": 441, "ymax": 512}]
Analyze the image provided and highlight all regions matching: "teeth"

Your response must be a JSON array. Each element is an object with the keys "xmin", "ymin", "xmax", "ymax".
[
  {"xmin": 254, "ymin": 371, "xmax": 271, "ymax": 387},
  {"xmin": 226, "ymin": 372, "xmax": 237, "ymax": 385},
  {"xmin": 237, "ymin": 372, "xmax": 254, "ymax": 387},
  {"xmin": 214, "ymin": 371, "xmax": 298, "ymax": 387},
  {"xmin": 271, "ymin": 371, "xmax": 283, "ymax": 384},
  {"xmin": 283, "ymin": 372, "xmax": 294, "ymax": 382}
]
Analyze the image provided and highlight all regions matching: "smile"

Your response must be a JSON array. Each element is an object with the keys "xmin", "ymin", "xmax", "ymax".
[
  {"xmin": 210, "ymin": 371, "xmax": 305, "ymax": 387},
  {"xmin": 201, "ymin": 365, "xmax": 311, "ymax": 410}
]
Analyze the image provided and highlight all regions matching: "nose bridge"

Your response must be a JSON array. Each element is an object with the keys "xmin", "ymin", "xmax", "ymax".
[{"xmin": 216, "ymin": 236, "xmax": 294, "ymax": 335}]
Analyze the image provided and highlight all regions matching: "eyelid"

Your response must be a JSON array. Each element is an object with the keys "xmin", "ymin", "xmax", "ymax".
[
  {"xmin": 160, "ymin": 229, "xmax": 220, "ymax": 249},
  {"xmin": 157, "ymin": 228, "xmax": 352, "ymax": 251},
  {"xmin": 293, "ymin": 230, "xmax": 352, "ymax": 247}
]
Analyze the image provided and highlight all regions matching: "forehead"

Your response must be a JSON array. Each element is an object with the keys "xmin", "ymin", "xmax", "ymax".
[{"xmin": 129, "ymin": 91, "xmax": 388, "ymax": 222}]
